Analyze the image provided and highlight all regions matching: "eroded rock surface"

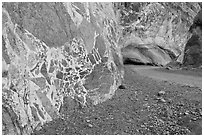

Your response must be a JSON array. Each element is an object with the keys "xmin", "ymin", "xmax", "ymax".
[
  {"xmin": 2, "ymin": 2, "xmax": 124, "ymax": 134},
  {"xmin": 117, "ymin": 2, "xmax": 201, "ymax": 66}
]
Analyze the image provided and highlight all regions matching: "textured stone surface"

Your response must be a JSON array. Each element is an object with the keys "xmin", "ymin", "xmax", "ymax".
[
  {"xmin": 117, "ymin": 2, "xmax": 201, "ymax": 66},
  {"xmin": 2, "ymin": 2, "xmax": 124, "ymax": 134}
]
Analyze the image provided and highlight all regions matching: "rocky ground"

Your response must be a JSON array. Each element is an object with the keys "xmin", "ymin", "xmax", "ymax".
[{"xmin": 33, "ymin": 65, "xmax": 202, "ymax": 135}]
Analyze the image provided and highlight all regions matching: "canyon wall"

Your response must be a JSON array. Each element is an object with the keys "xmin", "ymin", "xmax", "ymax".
[
  {"xmin": 182, "ymin": 9, "xmax": 202, "ymax": 68},
  {"xmin": 2, "ymin": 2, "xmax": 124, "ymax": 134},
  {"xmin": 1, "ymin": 2, "xmax": 202, "ymax": 135},
  {"xmin": 118, "ymin": 2, "xmax": 201, "ymax": 66}
]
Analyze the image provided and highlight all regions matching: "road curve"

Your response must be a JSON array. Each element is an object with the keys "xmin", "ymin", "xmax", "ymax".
[{"xmin": 128, "ymin": 65, "xmax": 202, "ymax": 89}]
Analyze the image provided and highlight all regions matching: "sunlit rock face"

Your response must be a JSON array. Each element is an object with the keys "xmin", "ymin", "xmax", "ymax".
[
  {"xmin": 2, "ymin": 2, "xmax": 124, "ymax": 134},
  {"xmin": 117, "ymin": 2, "xmax": 201, "ymax": 66}
]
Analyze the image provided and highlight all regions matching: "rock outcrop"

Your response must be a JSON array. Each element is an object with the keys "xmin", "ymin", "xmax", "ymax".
[
  {"xmin": 182, "ymin": 10, "xmax": 202, "ymax": 68},
  {"xmin": 2, "ymin": 2, "xmax": 124, "ymax": 134},
  {"xmin": 117, "ymin": 2, "xmax": 201, "ymax": 66},
  {"xmin": 1, "ymin": 2, "xmax": 202, "ymax": 135}
]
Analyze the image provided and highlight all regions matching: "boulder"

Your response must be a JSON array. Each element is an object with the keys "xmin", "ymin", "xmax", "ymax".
[
  {"xmin": 2, "ymin": 2, "xmax": 124, "ymax": 134},
  {"xmin": 117, "ymin": 2, "xmax": 201, "ymax": 66}
]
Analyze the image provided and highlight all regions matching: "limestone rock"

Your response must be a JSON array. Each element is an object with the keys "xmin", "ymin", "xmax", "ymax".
[
  {"xmin": 2, "ymin": 2, "xmax": 124, "ymax": 134},
  {"xmin": 117, "ymin": 2, "xmax": 201, "ymax": 66},
  {"xmin": 158, "ymin": 90, "xmax": 165, "ymax": 96}
]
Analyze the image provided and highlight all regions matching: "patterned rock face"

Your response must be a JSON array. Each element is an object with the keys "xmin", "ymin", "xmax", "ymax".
[
  {"xmin": 117, "ymin": 2, "xmax": 201, "ymax": 66},
  {"xmin": 2, "ymin": 2, "xmax": 124, "ymax": 134}
]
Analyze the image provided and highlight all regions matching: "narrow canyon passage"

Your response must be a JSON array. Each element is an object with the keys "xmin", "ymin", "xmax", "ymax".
[{"xmin": 2, "ymin": 2, "xmax": 202, "ymax": 135}]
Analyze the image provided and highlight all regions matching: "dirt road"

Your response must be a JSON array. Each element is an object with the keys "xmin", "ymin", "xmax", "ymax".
[{"xmin": 129, "ymin": 65, "xmax": 202, "ymax": 89}]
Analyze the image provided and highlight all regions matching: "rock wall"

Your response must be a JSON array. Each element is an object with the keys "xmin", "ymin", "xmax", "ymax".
[
  {"xmin": 2, "ymin": 2, "xmax": 124, "ymax": 134},
  {"xmin": 182, "ymin": 10, "xmax": 202, "ymax": 68},
  {"xmin": 118, "ymin": 2, "xmax": 201, "ymax": 66}
]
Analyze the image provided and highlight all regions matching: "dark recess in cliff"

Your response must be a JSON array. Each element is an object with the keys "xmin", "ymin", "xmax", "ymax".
[
  {"xmin": 183, "ymin": 9, "xmax": 202, "ymax": 68},
  {"xmin": 123, "ymin": 58, "xmax": 154, "ymax": 66}
]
